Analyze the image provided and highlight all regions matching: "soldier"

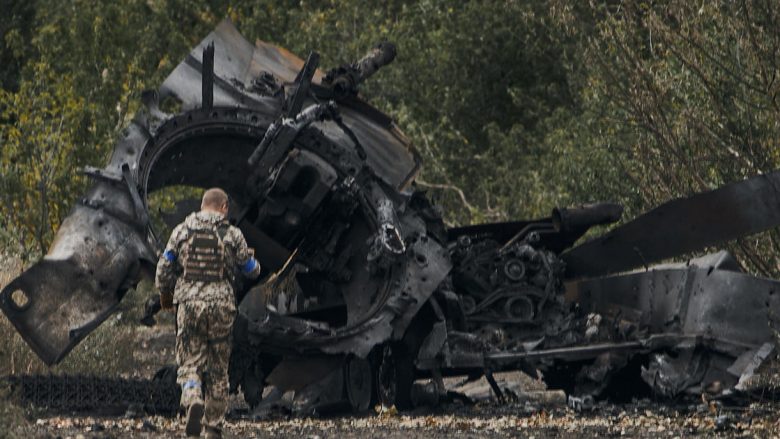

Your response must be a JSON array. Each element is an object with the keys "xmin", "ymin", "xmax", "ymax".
[{"xmin": 155, "ymin": 188, "xmax": 261, "ymax": 438}]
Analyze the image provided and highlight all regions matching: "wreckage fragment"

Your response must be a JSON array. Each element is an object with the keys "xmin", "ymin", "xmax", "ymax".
[
  {"xmin": 3, "ymin": 19, "xmax": 780, "ymax": 416},
  {"xmin": 562, "ymin": 172, "xmax": 780, "ymax": 278}
]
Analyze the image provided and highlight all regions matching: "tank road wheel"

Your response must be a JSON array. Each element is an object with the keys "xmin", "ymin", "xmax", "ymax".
[
  {"xmin": 345, "ymin": 356, "xmax": 373, "ymax": 412},
  {"xmin": 376, "ymin": 343, "xmax": 415, "ymax": 410}
]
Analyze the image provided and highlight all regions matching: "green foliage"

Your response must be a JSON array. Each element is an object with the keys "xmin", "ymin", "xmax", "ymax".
[
  {"xmin": 232, "ymin": 0, "xmax": 589, "ymax": 223},
  {"xmin": 566, "ymin": 1, "xmax": 780, "ymax": 275},
  {"xmin": 0, "ymin": 0, "xmax": 35, "ymax": 92},
  {"xmin": 0, "ymin": 0, "xmax": 778, "ymax": 273},
  {"xmin": 0, "ymin": 62, "xmax": 94, "ymax": 259}
]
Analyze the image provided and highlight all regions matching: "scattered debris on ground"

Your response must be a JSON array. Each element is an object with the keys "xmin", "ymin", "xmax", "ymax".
[{"xmin": 9, "ymin": 399, "xmax": 780, "ymax": 439}]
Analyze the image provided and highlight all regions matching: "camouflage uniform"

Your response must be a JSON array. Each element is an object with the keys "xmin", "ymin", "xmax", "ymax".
[{"xmin": 155, "ymin": 210, "xmax": 261, "ymax": 431}]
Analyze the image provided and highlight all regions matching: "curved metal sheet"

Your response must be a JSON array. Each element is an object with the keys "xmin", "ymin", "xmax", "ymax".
[
  {"xmin": 563, "ymin": 170, "xmax": 780, "ymax": 279},
  {"xmin": 0, "ymin": 199, "xmax": 154, "ymax": 364}
]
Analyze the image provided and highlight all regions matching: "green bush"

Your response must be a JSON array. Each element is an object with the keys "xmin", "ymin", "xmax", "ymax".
[{"xmin": 2, "ymin": 1, "xmax": 779, "ymax": 278}]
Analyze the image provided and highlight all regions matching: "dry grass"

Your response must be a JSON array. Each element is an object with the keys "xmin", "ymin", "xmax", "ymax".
[
  {"xmin": 0, "ymin": 312, "xmax": 142, "ymax": 377},
  {"xmin": 0, "ymin": 258, "xmax": 32, "ymax": 438}
]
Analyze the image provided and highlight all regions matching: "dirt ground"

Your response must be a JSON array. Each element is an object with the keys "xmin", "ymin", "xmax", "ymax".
[
  {"xmin": 2, "ymin": 268, "xmax": 780, "ymax": 438},
  {"xmin": 9, "ymin": 399, "xmax": 780, "ymax": 438},
  {"xmin": 4, "ymin": 335, "xmax": 780, "ymax": 439},
  {"xmin": 5, "ymin": 319, "xmax": 780, "ymax": 439}
]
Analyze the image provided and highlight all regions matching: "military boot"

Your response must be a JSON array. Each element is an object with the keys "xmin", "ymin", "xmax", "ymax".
[
  {"xmin": 180, "ymin": 378, "xmax": 205, "ymax": 436},
  {"xmin": 185, "ymin": 401, "xmax": 205, "ymax": 436},
  {"xmin": 204, "ymin": 426, "xmax": 222, "ymax": 439}
]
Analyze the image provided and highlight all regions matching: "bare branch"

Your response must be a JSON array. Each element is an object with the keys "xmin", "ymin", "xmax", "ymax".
[{"xmin": 415, "ymin": 179, "xmax": 477, "ymax": 213}]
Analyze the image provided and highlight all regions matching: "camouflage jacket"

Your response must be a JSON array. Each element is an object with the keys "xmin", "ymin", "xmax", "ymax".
[{"xmin": 155, "ymin": 210, "xmax": 261, "ymax": 304}]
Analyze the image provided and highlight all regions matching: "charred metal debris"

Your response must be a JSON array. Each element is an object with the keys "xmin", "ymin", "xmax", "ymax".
[{"xmin": 3, "ymin": 20, "xmax": 780, "ymax": 416}]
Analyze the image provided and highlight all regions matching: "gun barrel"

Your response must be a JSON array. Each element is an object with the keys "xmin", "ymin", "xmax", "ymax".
[
  {"xmin": 354, "ymin": 42, "xmax": 397, "ymax": 83},
  {"xmin": 327, "ymin": 42, "xmax": 397, "ymax": 98}
]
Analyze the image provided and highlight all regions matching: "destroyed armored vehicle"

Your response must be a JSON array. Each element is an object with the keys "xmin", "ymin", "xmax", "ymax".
[{"xmin": 3, "ymin": 21, "xmax": 780, "ymax": 414}]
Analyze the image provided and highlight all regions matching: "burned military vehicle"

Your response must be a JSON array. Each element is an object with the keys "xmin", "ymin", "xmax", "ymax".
[{"xmin": 2, "ymin": 20, "xmax": 780, "ymax": 414}]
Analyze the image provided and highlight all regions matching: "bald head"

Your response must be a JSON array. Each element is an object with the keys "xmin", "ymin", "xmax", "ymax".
[{"xmin": 201, "ymin": 188, "xmax": 229, "ymax": 216}]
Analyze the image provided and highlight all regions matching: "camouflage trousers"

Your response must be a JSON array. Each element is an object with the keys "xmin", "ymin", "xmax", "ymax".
[{"xmin": 176, "ymin": 299, "xmax": 236, "ymax": 429}]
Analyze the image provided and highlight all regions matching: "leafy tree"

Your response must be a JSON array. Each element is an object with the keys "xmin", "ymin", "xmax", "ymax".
[
  {"xmin": 564, "ymin": 1, "xmax": 780, "ymax": 275},
  {"xmin": 0, "ymin": 0, "xmax": 35, "ymax": 91},
  {"xmin": 0, "ymin": 62, "xmax": 93, "ymax": 259},
  {"xmin": 2, "ymin": 0, "xmax": 779, "ymax": 276}
]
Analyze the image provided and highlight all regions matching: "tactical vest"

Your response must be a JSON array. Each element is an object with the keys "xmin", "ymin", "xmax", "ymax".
[{"xmin": 182, "ymin": 223, "xmax": 229, "ymax": 282}]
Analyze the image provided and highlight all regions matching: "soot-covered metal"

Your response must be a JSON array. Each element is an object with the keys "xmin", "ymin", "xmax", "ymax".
[{"xmin": 2, "ymin": 20, "xmax": 780, "ymax": 415}]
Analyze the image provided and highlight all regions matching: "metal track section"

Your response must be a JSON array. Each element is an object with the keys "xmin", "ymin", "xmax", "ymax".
[{"xmin": 3, "ymin": 374, "xmax": 180, "ymax": 416}]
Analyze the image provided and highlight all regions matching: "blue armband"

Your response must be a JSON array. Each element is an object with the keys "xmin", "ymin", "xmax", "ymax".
[
  {"xmin": 182, "ymin": 379, "xmax": 200, "ymax": 390},
  {"xmin": 241, "ymin": 257, "xmax": 258, "ymax": 273},
  {"xmin": 163, "ymin": 249, "xmax": 177, "ymax": 262}
]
